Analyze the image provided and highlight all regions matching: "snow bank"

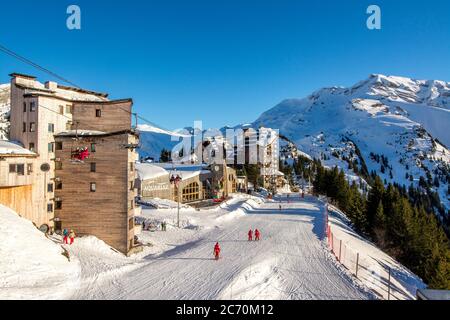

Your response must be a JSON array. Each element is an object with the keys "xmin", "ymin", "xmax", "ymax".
[
  {"xmin": 325, "ymin": 204, "xmax": 426, "ymax": 300},
  {"xmin": 0, "ymin": 205, "xmax": 80, "ymax": 299}
]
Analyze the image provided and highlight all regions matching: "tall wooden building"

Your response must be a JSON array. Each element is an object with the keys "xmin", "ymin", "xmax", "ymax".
[
  {"xmin": 8, "ymin": 73, "xmax": 139, "ymax": 254},
  {"xmin": 54, "ymin": 129, "xmax": 139, "ymax": 254}
]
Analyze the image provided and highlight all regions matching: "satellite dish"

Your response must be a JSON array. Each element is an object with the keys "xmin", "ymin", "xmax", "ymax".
[
  {"xmin": 39, "ymin": 224, "xmax": 49, "ymax": 234},
  {"xmin": 41, "ymin": 163, "xmax": 51, "ymax": 172}
]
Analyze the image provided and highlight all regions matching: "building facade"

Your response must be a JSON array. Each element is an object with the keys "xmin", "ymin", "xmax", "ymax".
[
  {"xmin": 54, "ymin": 130, "xmax": 139, "ymax": 254},
  {"xmin": 9, "ymin": 73, "xmax": 109, "ymax": 228},
  {"xmin": 0, "ymin": 140, "xmax": 37, "ymax": 223}
]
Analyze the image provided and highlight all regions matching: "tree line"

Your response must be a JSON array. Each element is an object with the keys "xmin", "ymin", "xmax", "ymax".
[{"xmin": 311, "ymin": 159, "xmax": 450, "ymax": 290}]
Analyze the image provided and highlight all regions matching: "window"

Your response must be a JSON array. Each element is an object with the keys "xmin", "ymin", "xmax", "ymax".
[
  {"xmin": 95, "ymin": 109, "xmax": 102, "ymax": 117},
  {"xmin": 130, "ymin": 162, "xmax": 134, "ymax": 172},
  {"xmin": 48, "ymin": 123, "xmax": 55, "ymax": 133},
  {"xmin": 59, "ymin": 105, "xmax": 64, "ymax": 115},
  {"xmin": 55, "ymin": 201, "xmax": 62, "ymax": 210},
  {"xmin": 182, "ymin": 182, "xmax": 200, "ymax": 202},
  {"xmin": 55, "ymin": 161, "xmax": 63, "ymax": 170},
  {"xmin": 29, "ymin": 143, "xmax": 35, "ymax": 152},
  {"xmin": 17, "ymin": 164, "xmax": 25, "ymax": 176},
  {"xmin": 47, "ymin": 203, "xmax": 53, "ymax": 213},
  {"xmin": 47, "ymin": 183, "xmax": 54, "ymax": 193},
  {"xmin": 55, "ymin": 181, "xmax": 63, "ymax": 190},
  {"xmin": 66, "ymin": 122, "xmax": 72, "ymax": 130},
  {"xmin": 66, "ymin": 105, "xmax": 73, "ymax": 114},
  {"xmin": 23, "ymin": 102, "xmax": 27, "ymax": 112},
  {"xmin": 29, "ymin": 122, "xmax": 36, "ymax": 132},
  {"xmin": 130, "ymin": 181, "xmax": 134, "ymax": 191},
  {"xmin": 90, "ymin": 182, "xmax": 96, "ymax": 192},
  {"xmin": 90, "ymin": 143, "xmax": 96, "ymax": 153},
  {"xmin": 23, "ymin": 122, "xmax": 26, "ymax": 133},
  {"xmin": 48, "ymin": 142, "xmax": 54, "ymax": 153},
  {"xmin": 27, "ymin": 164, "xmax": 33, "ymax": 175},
  {"xmin": 9, "ymin": 164, "xmax": 16, "ymax": 173},
  {"xmin": 30, "ymin": 102, "xmax": 36, "ymax": 112},
  {"xmin": 90, "ymin": 162, "xmax": 96, "ymax": 173},
  {"xmin": 55, "ymin": 142, "xmax": 63, "ymax": 151}
]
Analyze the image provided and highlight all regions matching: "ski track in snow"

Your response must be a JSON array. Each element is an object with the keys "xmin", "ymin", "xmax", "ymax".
[{"xmin": 72, "ymin": 196, "xmax": 371, "ymax": 300}]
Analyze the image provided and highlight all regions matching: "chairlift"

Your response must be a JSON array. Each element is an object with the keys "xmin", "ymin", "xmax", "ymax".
[{"xmin": 70, "ymin": 147, "xmax": 90, "ymax": 164}]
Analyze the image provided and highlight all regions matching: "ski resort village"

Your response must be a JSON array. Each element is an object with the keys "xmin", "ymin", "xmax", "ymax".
[{"xmin": 0, "ymin": 71, "xmax": 449, "ymax": 301}]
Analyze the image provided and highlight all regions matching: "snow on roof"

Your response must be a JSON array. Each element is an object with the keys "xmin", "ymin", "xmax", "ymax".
[
  {"xmin": 56, "ymin": 130, "xmax": 107, "ymax": 137},
  {"xmin": 0, "ymin": 140, "xmax": 35, "ymax": 156},
  {"xmin": 135, "ymin": 162, "xmax": 169, "ymax": 180},
  {"xmin": 15, "ymin": 78, "xmax": 108, "ymax": 102}
]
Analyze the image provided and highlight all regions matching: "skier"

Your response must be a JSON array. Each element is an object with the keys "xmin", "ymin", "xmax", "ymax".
[
  {"xmin": 255, "ymin": 229, "xmax": 261, "ymax": 241},
  {"xmin": 214, "ymin": 242, "xmax": 221, "ymax": 260},
  {"xmin": 62, "ymin": 228, "xmax": 69, "ymax": 244},
  {"xmin": 69, "ymin": 229, "xmax": 76, "ymax": 245},
  {"xmin": 248, "ymin": 229, "xmax": 253, "ymax": 241}
]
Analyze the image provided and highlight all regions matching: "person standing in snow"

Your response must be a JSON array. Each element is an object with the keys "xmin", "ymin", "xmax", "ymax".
[
  {"xmin": 255, "ymin": 229, "xmax": 261, "ymax": 241},
  {"xmin": 69, "ymin": 230, "xmax": 76, "ymax": 245},
  {"xmin": 214, "ymin": 242, "xmax": 221, "ymax": 260},
  {"xmin": 63, "ymin": 228, "xmax": 69, "ymax": 244},
  {"xmin": 248, "ymin": 229, "xmax": 253, "ymax": 241}
]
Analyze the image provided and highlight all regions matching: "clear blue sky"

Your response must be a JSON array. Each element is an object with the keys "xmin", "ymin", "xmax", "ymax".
[{"xmin": 1, "ymin": 0, "xmax": 449, "ymax": 130}]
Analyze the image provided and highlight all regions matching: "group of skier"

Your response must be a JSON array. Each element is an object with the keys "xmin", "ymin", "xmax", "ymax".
[
  {"xmin": 213, "ymin": 228, "xmax": 262, "ymax": 260},
  {"xmin": 62, "ymin": 229, "xmax": 76, "ymax": 245}
]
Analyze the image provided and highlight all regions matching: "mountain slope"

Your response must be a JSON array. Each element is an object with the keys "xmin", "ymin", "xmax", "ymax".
[
  {"xmin": 0, "ymin": 84, "xmax": 10, "ymax": 140},
  {"xmin": 254, "ymin": 74, "xmax": 450, "ymax": 215}
]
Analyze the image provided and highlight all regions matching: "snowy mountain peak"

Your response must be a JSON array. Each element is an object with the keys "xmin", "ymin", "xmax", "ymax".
[{"xmin": 254, "ymin": 75, "xmax": 450, "ymax": 214}]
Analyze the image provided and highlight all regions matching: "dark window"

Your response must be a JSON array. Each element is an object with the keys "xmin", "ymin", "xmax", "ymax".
[
  {"xmin": 30, "ymin": 102, "xmax": 36, "ymax": 112},
  {"xmin": 9, "ymin": 164, "xmax": 16, "ymax": 173},
  {"xmin": 55, "ymin": 142, "xmax": 63, "ymax": 150},
  {"xmin": 47, "ymin": 183, "xmax": 54, "ymax": 193},
  {"xmin": 23, "ymin": 122, "xmax": 26, "ymax": 132},
  {"xmin": 55, "ymin": 181, "xmax": 63, "ymax": 190},
  {"xmin": 29, "ymin": 143, "xmax": 35, "ymax": 152},
  {"xmin": 17, "ymin": 164, "xmax": 25, "ymax": 176},
  {"xmin": 59, "ymin": 105, "xmax": 64, "ymax": 115},
  {"xmin": 95, "ymin": 109, "xmax": 102, "ymax": 117},
  {"xmin": 90, "ymin": 163, "xmax": 96, "ymax": 172},
  {"xmin": 29, "ymin": 122, "xmax": 36, "ymax": 132},
  {"xmin": 55, "ymin": 201, "xmax": 62, "ymax": 210},
  {"xmin": 48, "ymin": 142, "xmax": 54, "ymax": 153},
  {"xmin": 90, "ymin": 143, "xmax": 96, "ymax": 153},
  {"xmin": 90, "ymin": 182, "xmax": 96, "ymax": 192},
  {"xmin": 130, "ymin": 181, "xmax": 134, "ymax": 191},
  {"xmin": 48, "ymin": 123, "xmax": 55, "ymax": 133},
  {"xmin": 47, "ymin": 203, "xmax": 53, "ymax": 213},
  {"xmin": 23, "ymin": 102, "xmax": 27, "ymax": 112}
]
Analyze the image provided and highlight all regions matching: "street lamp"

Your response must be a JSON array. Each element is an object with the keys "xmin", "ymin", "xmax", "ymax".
[{"xmin": 170, "ymin": 173, "xmax": 182, "ymax": 228}]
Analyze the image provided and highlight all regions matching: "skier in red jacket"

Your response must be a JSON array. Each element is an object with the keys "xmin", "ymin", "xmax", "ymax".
[
  {"xmin": 255, "ymin": 229, "xmax": 261, "ymax": 241},
  {"xmin": 214, "ymin": 242, "xmax": 221, "ymax": 260},
  {"xmin": 248, "ymin": 229, "xmax": 253, "ymax": 241}
]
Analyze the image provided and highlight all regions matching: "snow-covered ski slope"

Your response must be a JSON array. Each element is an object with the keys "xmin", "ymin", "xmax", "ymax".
[
  {"xmin": 69, "ymin": 195, "xmax": 381, "ymax": 300},
  {"xmin": 0, "ymin": 205, "xmax": 80, "ymax": 299},
  {"xmin": 1, "ymin": 195, "xmax": 423, "ymax": 300}
]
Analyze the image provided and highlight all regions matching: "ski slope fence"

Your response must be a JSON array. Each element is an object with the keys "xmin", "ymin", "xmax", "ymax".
[{"xmin": 326, "ymin": 224, "xmax": 414, "ymax": 300}]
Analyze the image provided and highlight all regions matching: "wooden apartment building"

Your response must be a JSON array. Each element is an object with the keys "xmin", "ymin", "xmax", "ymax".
[
  {"xmin": 8, "ymin": 73, "xmax": 139, "ymax": 254},
  {"xmin": 54, "ymin": 100, "xmax": 139, "ymax": 255}
]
